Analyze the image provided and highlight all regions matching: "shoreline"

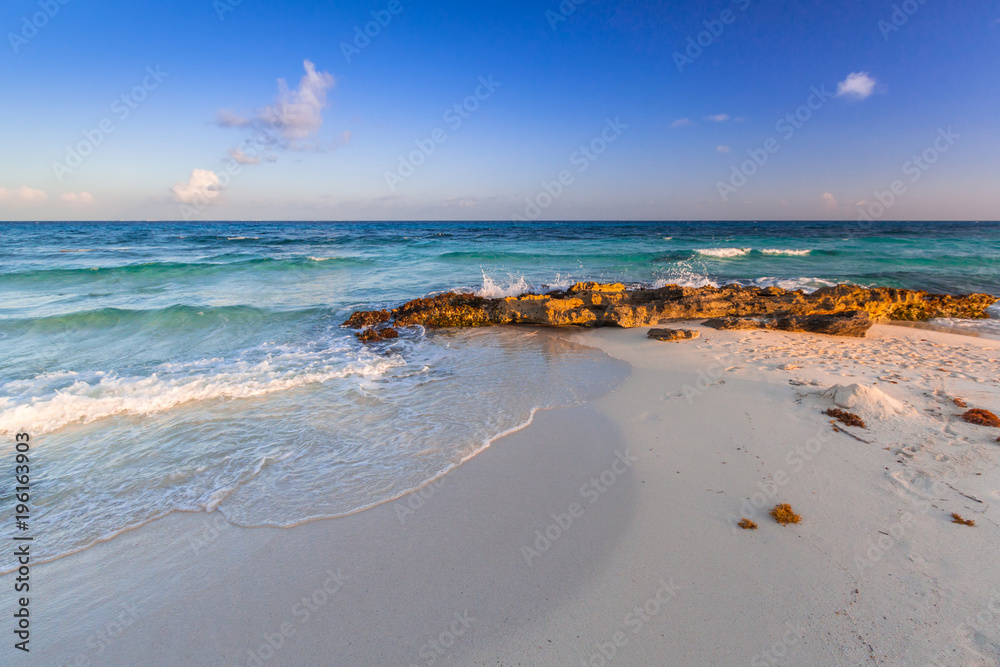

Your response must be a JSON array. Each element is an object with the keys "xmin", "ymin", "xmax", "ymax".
[{"xmin": 9, "ymin": 322, "xmax": 1000, "ymax": 665}]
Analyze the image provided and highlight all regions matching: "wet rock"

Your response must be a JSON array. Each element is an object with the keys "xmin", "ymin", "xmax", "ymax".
[
  {"xmin": 356, "ymin": 327, "xmax": 400, "ymax": 344},
  {"xmin": 343, "ymin": 309, "xmax": 391, "ymax": 329},
  {"xmin": 647, "ymin": 328, "xmax": 700, "ymax": 342}
]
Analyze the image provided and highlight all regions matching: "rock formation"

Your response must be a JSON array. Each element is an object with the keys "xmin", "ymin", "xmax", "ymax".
[
  {"xmin": 343, "ymin": 282, "xmax": 996, "ymax": 339},
  {"xmin": 702, "ymin": 310, "xmax": 872, "ymax": 337},
  {"xmin": 647, "ymin": 328, "xmax": 700, "ymax": 342}
]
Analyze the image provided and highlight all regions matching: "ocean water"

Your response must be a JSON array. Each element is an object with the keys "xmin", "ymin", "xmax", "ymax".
[{"xmin": 1, "ymin": 221, "xmax": 998, "ymax": 565}]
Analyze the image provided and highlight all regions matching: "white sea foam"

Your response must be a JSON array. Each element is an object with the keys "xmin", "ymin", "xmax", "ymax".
[
  {"xmin": 654, "ymin": 270, "xmax": 718, "ymax": 289},
  {"xmin": 760, "ymin": 249, "xmax": 812, "ymax": 256},
  {"xmin": 475, "ymin": 272, "xmax": 533, "ymax": 298},
  {"xmin": 0, "ymin": 354, "xmax": 405, "ymax": 436},
  {"xmin": 695, "ymin": 247, "xmax": 751, "ymax": 258},
  {"xmin": 742, "ymin": 277, "xmax": 836, "ymax": 293}
]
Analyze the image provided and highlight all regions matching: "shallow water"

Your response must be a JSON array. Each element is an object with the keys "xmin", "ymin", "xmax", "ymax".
[{"xmin": 0, "ymin": 221, "xmax": 997, "ymax": 565}]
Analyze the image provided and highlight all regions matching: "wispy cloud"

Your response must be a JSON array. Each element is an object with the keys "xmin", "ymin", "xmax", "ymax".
[
  {"xmin": 670, "ymin": 118, "xmax": 693, "ymax": 128},
  {"xmin": 228, "ymin": 148, "xmax": 260, "ymax": 165},
  {"xmin": 216, "ymin": 109, "xmax": 252, "ymax": 128},
  {"xmin": 835, "ymin": 72, "xmax": 876, "ymax": 100},
  {"xmin": 60, "ymin": 192, "xmax": 94, "ymax": 204},
  {"xmin": 822, "ymin": 192, "xmax": 838, "ymax": 209},
  {"xmin": 217, "ymin": 60, "xmax": 337, "ymax": 152},
  {"xmin": 171, "ymin": 169, "xmax": 221, "ymax": 204},
  {"xmin": 706, "ymin": 114, "xmax": 730, "ymax": 122},
  {"xmin": 716, "ymin": 145, "xmax": 730, "ymax": 153},
  {"xmin": 0, "ymin": 186, "xmax": 47, "ymax": 204}
]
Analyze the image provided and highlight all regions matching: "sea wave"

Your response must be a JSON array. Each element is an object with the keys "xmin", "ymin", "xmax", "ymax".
[
  {"xmin": 0, "ymin": 305, "xmax": 326, "ymax": 334},
  {"xmin": 695, "ymin": 247, "xmax": 752, "ymax": 258},
  {"xmin": 0, "ymin": 350, "xmax": 404, "ymax": 436},
  {"xmin": 760, "ymin": 249, "xmax": 812, "ymax": 256},
  {"xmin": 0, "ymin": 256, "xmax": 372, "ymax": 282}
]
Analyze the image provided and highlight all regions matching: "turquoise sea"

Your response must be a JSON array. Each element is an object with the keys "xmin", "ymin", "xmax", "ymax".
[{"xmin": 1, "ymin": 221, "xmax": 998, "ymax": 565}]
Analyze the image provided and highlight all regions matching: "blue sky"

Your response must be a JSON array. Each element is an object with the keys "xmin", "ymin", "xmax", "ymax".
[{"xmin": 0, "ymin": 0, "xmax": 997, "ymax": 221}]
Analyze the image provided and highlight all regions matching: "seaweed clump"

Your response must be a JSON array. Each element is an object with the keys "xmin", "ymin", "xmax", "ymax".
[
  {"xmin": 826, "ymin": 408, "xmax": 866, "ymax": 429},
  {"xmin": 961, "ymin": 409, "xmax": 1000, "ymax": 428},
  {"xmin": 770, "ymin": 504, "xmax": 802, "ymax": 526},
  {"xmin": 951, "ymin": 513, "xmax": 976, "ymax": 527},
  {"xmin": 738, "ymin": 518, "xmax": 758, "ymax": 530}
]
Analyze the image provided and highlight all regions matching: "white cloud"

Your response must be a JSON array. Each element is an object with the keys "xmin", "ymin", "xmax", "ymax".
[
  {"xmin": 228, "ymin": 148, "xmax": 260, "ymax": 165},
  {"xmin": 60, "ymin": 192, "xmax": 94, "ymax": 204},
  {"xmin": 716, "ymin": 145, "xmax": 730, "ymax": 153},
  {"xmin": 0, "ymin": 186, "xmax": 47, "ymax": 204},
  {"xmin": 217, "ymin": 61, "xmax": 336, "ymax": 154},
  {"xmin": 171, "ymin": 169, "xmax": 221, "ymax": 204},
  {"xmin": 836, "ymin": 72, "xmax": 876, "ymax": 100},
  {"xmin": 822, "ymin": 192, "xmax": 838, "ymax": 209},
  {"xmin": 257, "ymin": 60, "xmax": 335, "ymax": 144},
  {"xmin": 216, "ymin": 109, "xmax": 252, "ymax": 128},
  {"xmin": 671, "ymin": 118, "xmax": 693, "ymax": 128},
  {"xmin": 706, "ymin": 114, "xmax": 730, "ymax": 122}
]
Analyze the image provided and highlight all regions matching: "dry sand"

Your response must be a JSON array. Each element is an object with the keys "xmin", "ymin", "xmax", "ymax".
[{"xmin": 18, "ymin": 324, "xmax": 1000, "ymax": 666}]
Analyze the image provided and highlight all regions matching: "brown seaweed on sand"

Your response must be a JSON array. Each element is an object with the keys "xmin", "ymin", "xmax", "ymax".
[
  {"xmin": 770, "ymin": 504, "xmax": 801, "ymax": 526},
  {"xmin": 826, "ymin": 408, "xmax": 866, "ymax": 429},
  {"xmin": 951, "ymin": 513, "xmax": 976, "ymax": 527},
  {"xmin": 738, "ymin": 519, "xmax": 758, "ymax": 530},
  {"xmin": 961, "ymin": 409, "xmax": 1000, "ymax": 428}
]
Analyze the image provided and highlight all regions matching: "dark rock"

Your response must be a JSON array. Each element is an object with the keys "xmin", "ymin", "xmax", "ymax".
[
  {"xmin": 356, "ymin": 327, "xmax": 400, "ymax": 344},
  {"xmin": 648, "ymin": 328, "xmax": 700, "ymax": 342},
  {"xmin": 343, "ymin": 309, "xmax": 391, "ymax": 329},
  {"xmin": 703, "ymin": 310, "xmax": 874, "ymax": 337}
]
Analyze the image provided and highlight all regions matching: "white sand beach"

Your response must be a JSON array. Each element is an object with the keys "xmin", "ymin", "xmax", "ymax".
[{"xmin": 21, "ymin": 323, "xmax": 1000, "ymax": 666}]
